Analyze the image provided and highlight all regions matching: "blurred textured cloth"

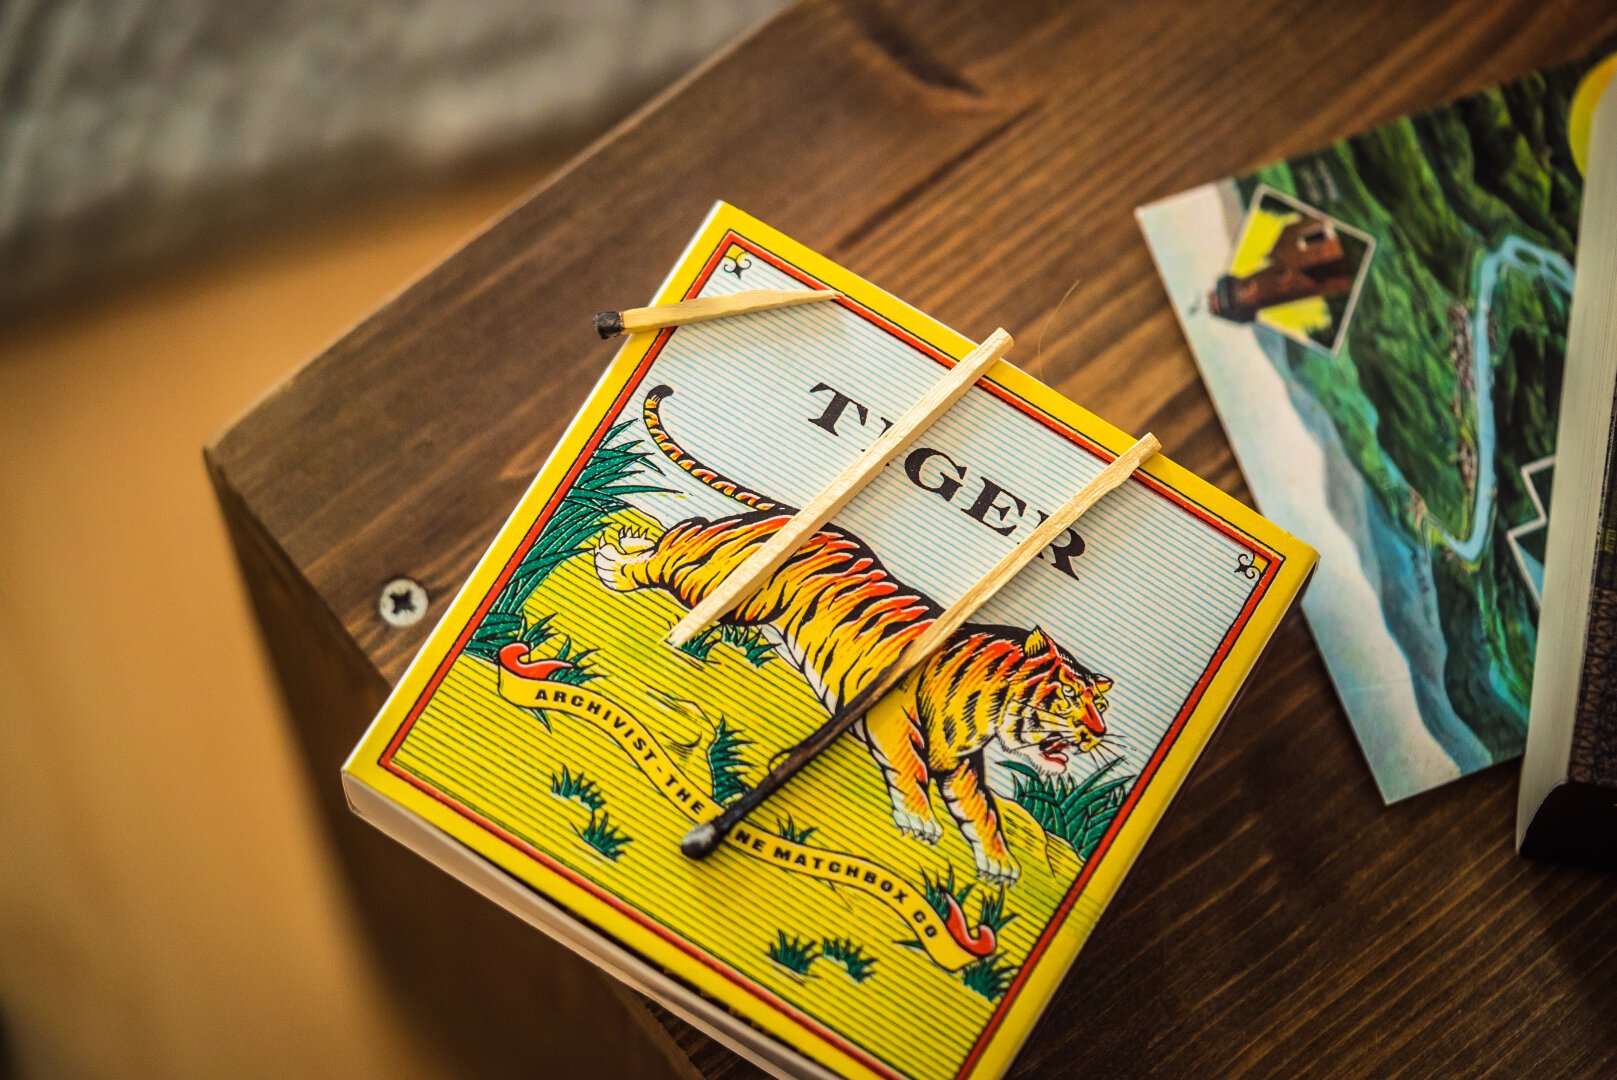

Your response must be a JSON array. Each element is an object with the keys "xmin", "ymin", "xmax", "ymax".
[{"xmin": 0, "ymin": 0, "xmax": 783, "ymax": 310}]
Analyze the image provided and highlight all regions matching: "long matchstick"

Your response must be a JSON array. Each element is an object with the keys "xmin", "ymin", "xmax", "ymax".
[
  {"xmin": 680, "ymin": 430, "xmax": 1162, "ymax": 858},
  {"xmin": 666, "ymin": 328, "xmax": 1016, "ymax": 647},
  {"xmin": 593, "ymin": 288, "xmax": 840, "ymax": 339}
]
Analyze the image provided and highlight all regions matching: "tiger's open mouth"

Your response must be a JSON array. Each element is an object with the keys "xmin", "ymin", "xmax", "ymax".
[{"xmin": 1038, "ymin": 729, "xmax": 1102, "ymax": 764}]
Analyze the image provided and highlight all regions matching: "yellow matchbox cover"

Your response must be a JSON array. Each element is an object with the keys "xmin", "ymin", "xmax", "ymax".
[{"xmin": 344, "ymin": 203, "xmax": 1316, "ymax": 1080}]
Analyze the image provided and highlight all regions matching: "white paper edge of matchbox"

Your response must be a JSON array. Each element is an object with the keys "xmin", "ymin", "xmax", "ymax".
[
  {"xmin": 337, "ymin": 200, "xmax": 844, "ymax": 1080},
  {"xmin": 341, "ymin": 772, "xmax": 837, "ymax": 1080}
]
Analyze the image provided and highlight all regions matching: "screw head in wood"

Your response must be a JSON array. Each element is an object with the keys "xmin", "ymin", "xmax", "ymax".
[{"xmin": 379, "ymin": 577, "xmax": 428, "ymax": 628}]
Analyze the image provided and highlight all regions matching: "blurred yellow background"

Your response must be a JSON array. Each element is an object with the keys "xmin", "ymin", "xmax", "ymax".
[{"xmin": 0, "ymin": 163, "xmax": 557, "ymax": 1078}]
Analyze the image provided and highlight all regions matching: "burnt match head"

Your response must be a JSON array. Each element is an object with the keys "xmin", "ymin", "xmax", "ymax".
[
  {"xmin": 593, "ymin": 310, "xmax": 625, "ymax": 339},
  {"xmin": 681, "ymin": 821, "xmax": 722, "ymax": 859}
]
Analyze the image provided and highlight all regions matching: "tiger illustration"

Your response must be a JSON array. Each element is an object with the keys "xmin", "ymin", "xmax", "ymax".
[{"xmin": 593, "ymin": 385, "xmax": 1115, "ymax": 884}]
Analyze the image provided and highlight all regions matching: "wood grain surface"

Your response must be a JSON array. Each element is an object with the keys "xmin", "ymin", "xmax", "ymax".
[{"xmin": 208, "ymin": 1, "xmax": 1617, "ymax": 1076}]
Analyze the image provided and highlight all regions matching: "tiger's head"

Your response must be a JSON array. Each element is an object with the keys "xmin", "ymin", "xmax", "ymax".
[{"xmin": 995, "ymin": 627, "xmax": 1112, "ymax": 775}]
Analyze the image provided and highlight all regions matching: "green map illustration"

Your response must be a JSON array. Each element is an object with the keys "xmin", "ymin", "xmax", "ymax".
[{"xmin": 1142, "ymin": 51, "xmax": 1612, "ymax": 798}]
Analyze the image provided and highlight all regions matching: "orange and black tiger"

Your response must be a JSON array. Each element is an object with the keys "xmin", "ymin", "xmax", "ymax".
[{"xmin": 594, "ymin": 385, "xmax": 1114, "ymax": 883}]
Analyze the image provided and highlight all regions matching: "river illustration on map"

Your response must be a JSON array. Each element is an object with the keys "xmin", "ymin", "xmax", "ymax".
[{"xmin": 1139, "ymin": 52, "xmax": 1612, "ymax": 799}]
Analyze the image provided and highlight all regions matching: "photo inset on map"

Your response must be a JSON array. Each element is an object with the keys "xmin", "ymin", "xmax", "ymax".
[{"xmin": 1209, "ymin": 186, "xmax": 1374, "ymax": 354}]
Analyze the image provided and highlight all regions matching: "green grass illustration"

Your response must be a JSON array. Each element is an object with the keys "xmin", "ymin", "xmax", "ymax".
[
  {"xmin": 676, "ymin": 624, "xmax": 724, "ymax": 662},
  {"xmin": 1002, "ymin": 757, "xmax": 1133, "ymax": 860},
  {"xmin": 677, "ymin": 623, "xmax": 776, "ymax": 667},
  {"xmin": 707, "ymin": 717, "xmax": 752, "ymax": 805},
  {"xmin": 514, "ymin": 620, "xmax": 599, "ymax": 682},
  {"xmin": 478, "ymin": 616, "xmax": 599, "ymax": 732},
  {"xmin": 775, "ymin": 814, "xmax": 816, "ymax": 845},
  {"xmin": 916, "ymin": 872, "xmax": 1021, "ymax": 990},
  {"xmin": 574, "ymin": 811, "xmax": 632, "ymax": 860},
  {"xmin": 467, "ymin": 420, "xmax": 667, "ymax": 662},
  {"xmin": 539, "ymin": 635, "xmax": 598, "ymax": 686},
  {"xmin": 719, "ymin": 623, "xmax": 776, "ymax": 666},
  {"xmin": 466, "ymin": 609, "xmax": 525, "ymax": 661},
  {"xmin": 959, "ymin": 956, "xmax": 1018, "ymax": 1001},
  {"xmin": 920, "ymin": 866, "xmax": 975, "ymax": 920},
  {"xmin": 766, "ymin": 932, "xmax": 819, "ymax": 977},
  {"xmin": 550, "ymin": 767, "xmax": 606, "ymax": 812},
  {"xmin": 976, "ymin": 886, "xmax": 1017, "ymax": 935},
  {"xmin": 820, "ymin": 937, "xmax": 876, "ymax": 983}
]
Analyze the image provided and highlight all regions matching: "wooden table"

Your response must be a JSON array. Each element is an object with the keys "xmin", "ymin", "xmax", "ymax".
[{"xmin": 207, "ymin": 1, "xmax": 1617, "ymax": 1076}]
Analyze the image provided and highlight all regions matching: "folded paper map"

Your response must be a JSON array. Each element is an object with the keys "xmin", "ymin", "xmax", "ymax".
[
  {"xmin": 343, "ymin": 202, "xmax": 1316, "ymax": 1080},
  {"xmin": 1137, "ymin": 52, "xmax": 1614, "ymax": 800}
]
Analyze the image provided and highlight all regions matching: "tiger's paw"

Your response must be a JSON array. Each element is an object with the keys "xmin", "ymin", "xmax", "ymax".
[
  {"xmin": 593, "ymin": 528, "xmax": 656, "ymax": 592},
  {"xmin": 892, "ymin": 809, "xmax": 943, "ymax": 845},
  {"xmin": 973, "ymin": 849, "xmax": 1020, "ymax": 886}
]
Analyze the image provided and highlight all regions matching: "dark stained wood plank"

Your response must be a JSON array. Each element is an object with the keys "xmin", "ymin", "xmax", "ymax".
[{"xmin": 208, "ymin": 0, "xmax": 1617, "ymax": 1076}]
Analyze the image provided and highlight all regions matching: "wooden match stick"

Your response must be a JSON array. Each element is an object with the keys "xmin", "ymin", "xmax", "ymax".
[
  {"xmin": 593, "ymin": 288, "xmax": 840, "ymax": 339},
  {"xmin": 666, "ymin": 327, "xmax": 1016, "ymax": 647},
  {"xmin": 680, "ymin": 430, "xmax": 1162, "ymax": 858}
]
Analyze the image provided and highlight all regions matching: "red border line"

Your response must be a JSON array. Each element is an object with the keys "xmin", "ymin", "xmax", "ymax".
[{"xmin": 378, "ymin": 229, "xmax": 1282, "ymax": 1080}]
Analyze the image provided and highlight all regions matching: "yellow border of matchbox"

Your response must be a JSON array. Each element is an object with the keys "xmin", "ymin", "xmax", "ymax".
[{"xmin": 344, "ymin": 202, "xmax": 1316, "ymax": 1080}]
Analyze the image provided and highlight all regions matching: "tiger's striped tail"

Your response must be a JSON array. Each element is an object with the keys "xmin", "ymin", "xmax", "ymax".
[{"xmin": 642, "ymin": 385, "xmax": 789, "ymax": 512}]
